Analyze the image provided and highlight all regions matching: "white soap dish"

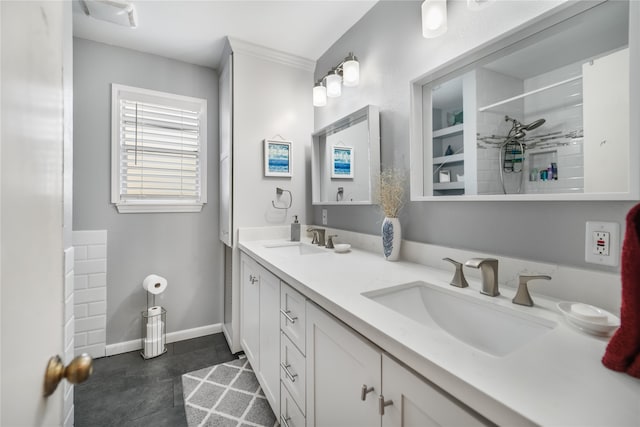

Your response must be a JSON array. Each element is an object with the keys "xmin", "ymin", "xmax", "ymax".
[
  {"xmin": 557, "ymin": 302, "xmax": 620, "ymax": 337},
  {"xmin": 570, "ymin": 303, "xmax": 608, "ymax": 322},
  {"xmin": 334, "ymin": 243, "xmax": 351, "ymax": 253}
]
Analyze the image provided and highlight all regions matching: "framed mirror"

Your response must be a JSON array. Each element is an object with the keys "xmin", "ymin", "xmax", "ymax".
[
  {"xmin": 410, "ymin": 0, "xmax": 639, "ymax": 201},
  {"xmin": 312, "ymin": 105, "xmax": 380, "ymax": 205}
]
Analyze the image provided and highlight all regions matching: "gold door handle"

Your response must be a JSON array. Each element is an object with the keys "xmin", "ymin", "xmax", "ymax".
[{"xmin": 44, "ymin": 353, "xmax": 93, "ymax": 397}]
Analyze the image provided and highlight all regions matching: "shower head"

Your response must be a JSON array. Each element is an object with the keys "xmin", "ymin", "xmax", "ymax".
[
  {"xmin": 504, "ymin": 115, "xmax": 545, "ymax": 138},
  {"xmin": 523, "ymin": 118, "xmax": 546, "ymax": 131}
]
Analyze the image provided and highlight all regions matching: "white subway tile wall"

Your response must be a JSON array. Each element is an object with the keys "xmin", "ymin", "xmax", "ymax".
[{"xmin": 73, "ymin": 230, "xmax": 107, "ymax": 358}]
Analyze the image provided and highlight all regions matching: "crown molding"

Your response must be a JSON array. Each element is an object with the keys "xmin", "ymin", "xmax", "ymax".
[{"xmin": 227, "ymin": 37, "xmax": 316, "ymax": 72}]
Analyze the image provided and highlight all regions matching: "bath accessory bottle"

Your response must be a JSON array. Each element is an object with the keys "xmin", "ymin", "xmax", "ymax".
[{"xmin": 291, "ymin": 215, "xmax": 300, "ymax": 241}]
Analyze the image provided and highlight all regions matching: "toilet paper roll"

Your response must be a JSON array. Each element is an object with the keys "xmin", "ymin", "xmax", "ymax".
[
  {"xmin": 147, "ymin": 305, "xmax": 162, "ymax": 317},
  {"xmin": 142, "ymin": 274, "xmax": 167, "ymax": 295},
  {"xmin": 144, "ymin": 337, "xmax": 165, "ymax": 357},
  {"xmin": 146, "ymin": 319, "xmax": 164, "ymax": 340}
]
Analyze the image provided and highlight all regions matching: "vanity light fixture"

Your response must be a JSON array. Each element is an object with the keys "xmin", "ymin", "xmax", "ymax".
[
  {"xmin": 313, "ymin": 52, "xmax": 360, "ymax": 107},
  {"xmin": 313, "ymin": 80, "xmax": 327, "ymax": 107},
  {"xmin": 326, "ymin": 69, "xmax": 343, "ymax": 98},
  {"xmin": 422, "ymin": 0, "xmax": 447, "ymax": 39}
]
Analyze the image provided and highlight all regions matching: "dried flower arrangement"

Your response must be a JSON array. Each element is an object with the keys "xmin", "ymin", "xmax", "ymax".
[{"xmin": 377, "ymin": 168, "xmax": 406, "ymax": 218}]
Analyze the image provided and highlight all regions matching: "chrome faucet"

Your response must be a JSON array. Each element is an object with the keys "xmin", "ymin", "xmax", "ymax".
[
  {"xmin": 442, "ymin": 258, "xmax": 469, "ymax": 288},
  {"xmin": 513, "ymin": 274, "xmax": 551, "ymax": 306},
  {"xmin": 306, "ymin": 228, "xmax": 326, "ymax": 246},
  {"xmin": 464, "ymin": 258, "xmax": 499, "ymax": 296}
]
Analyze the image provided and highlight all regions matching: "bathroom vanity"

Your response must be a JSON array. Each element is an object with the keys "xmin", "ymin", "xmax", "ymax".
[{"xmin": 237, "ymin": 230, "xmax": 639, "ymax": 427}]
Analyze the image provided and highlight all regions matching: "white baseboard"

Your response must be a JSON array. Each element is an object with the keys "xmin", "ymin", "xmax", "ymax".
[{"xmin": 105, "ymin": 323, "xmax": 222, "ymax": 357}]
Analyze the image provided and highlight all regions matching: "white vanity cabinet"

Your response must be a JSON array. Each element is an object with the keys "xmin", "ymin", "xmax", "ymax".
[
  {"xmin": 306, "ymin": 302, "xmax": 381, "ymax": 427},
  {"xmin": 306, "ymin": 301, "xmax": 488, "ymax": 427},
  {"xmin": 239, "ymin": 252, "xmax": 280, "ymax": 414}
]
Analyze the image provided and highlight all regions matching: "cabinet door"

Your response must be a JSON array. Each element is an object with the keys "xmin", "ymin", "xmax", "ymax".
[
  {"xmin": 583, "ymin": 48, "xmax": 629, "ymax": 193},
  {"xmin": 381, "ymin": 354, "xmax": 487, "ymax": 427},
  {"xmin": 306, "ymin": 302, "xmax": 381, "ymax": 427},
  {"xmin": 240, "ymin": 254, "xmax": 260, "ymax": 367},
  {"xmin": 219, "ymin": 52, "xmax": 232, "ymax": 246},
  {"xmin": 258, "ymin": 269, "xmax": 281, "ymax": 415}
]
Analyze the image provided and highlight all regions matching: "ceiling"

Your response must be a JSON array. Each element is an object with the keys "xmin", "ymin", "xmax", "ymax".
[{"xmin": 72, "ymin": 0, "xmax": 378, "ymax": 70}]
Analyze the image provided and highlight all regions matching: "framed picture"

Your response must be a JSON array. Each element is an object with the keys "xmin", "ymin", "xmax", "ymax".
[
  {"xmin": 264, "ymin": 139, "xmax": 292, "ymax": 177},
  {"xmin": 331, "ymin": 146, "xmax": 354, "ymax": 179}
]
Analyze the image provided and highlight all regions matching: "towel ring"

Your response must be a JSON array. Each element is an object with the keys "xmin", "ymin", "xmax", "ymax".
[{"xmin": 272, "ymin": 187, "xmax": 292, "ymax": 209}]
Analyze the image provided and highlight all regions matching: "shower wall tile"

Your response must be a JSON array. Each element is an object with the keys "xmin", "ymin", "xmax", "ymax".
[{"xmin": 73, "ymin": 230, "xmax": 108, "ymax": 358}]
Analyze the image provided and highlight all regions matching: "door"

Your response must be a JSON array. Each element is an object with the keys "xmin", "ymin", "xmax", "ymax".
[
  {"xmin": 306, "ymin": 302, "xmax": 381, "ymax": 427},
  {"xmin": 240, "ymin": 254, "xmax": 260, "ymax": 366},
  {"xmin": 381, "ymin": 355, "xmax": 487, "ymax": 427},
  {"xmin": 1, "ymin": 1, "xmax": 69, "ymax": 425},
  {"xmin": 257, "ymin": 271, "xmax": 280, "ymax": 415}
]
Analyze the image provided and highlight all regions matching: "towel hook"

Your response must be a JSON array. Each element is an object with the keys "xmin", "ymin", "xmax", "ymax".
[{"xmin": 272, "ymin": 187, "xmax": 292, "ymax": 209}]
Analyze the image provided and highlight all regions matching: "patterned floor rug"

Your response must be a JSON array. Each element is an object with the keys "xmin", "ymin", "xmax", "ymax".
[{"xmin": 182, "ymin": 357, "xmax": 278, "ymax": 427}]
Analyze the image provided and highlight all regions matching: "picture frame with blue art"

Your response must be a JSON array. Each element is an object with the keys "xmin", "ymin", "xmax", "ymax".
[
  {"xmin": 264, "ymin": 139, "xmax": 292, "ymax": 177},
  {"xmin": 331, "ymin": 146, "xmax": 354, "ymax": 179}
]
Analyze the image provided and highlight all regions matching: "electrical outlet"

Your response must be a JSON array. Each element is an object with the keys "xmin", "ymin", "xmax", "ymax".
[
  {"xmin": 322, "ymin": 209, "xmax": 328, "ymax": 225},
  {"xmin": 585, "ymin": 221, "xmax": 619, "ymax": 266}
]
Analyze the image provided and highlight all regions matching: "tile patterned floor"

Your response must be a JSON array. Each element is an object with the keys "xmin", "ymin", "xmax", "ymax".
[
  {"xmin": 182, "ymin": 358, "xmax": 277, "ymax": 427},
  {"xmin": 74, "ymin": 333, "xmax": 236, "ymax": 427}
]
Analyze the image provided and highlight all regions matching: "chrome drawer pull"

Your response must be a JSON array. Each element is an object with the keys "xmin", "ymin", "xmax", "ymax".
[
  {"xmin": 361, "ymin": 384, "xmax": 374, "ymax": 401},
  {"xmin": 280, "ymin": 415, "xmax": 291, "ymax": 427},
  {"xmin": 281, "ymin": 362, "xmax": 298, "ymax": 382},
  {"xmin": 280, "ymin": 309, "xmax": 298, "ymax": 324},
  {"xmin": 378, "ymin": 395, "xmax": 393, "ymax": 416}
]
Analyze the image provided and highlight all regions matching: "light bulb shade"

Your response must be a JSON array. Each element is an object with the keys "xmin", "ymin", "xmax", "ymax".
[
  {"xmin": 422, "ymin": 0, "xmax": 447, "ymax": 38},
  {"xmin": 313, "ymin": 82, "xmax": 327, "ymax": 107},
  {"xmin": 342, "ymin": 54, "xmax": 359, "ymax": 87},
  {"xmin": 325, "ymin": 71, "xmax": 342, "ymax": 98}
]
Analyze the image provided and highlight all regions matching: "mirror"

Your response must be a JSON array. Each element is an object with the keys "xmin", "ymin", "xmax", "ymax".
[
  {"xmin": 312, "ymin": 105, "xmax": 380, "ymax": 204},
  {"xmin": 410, "ymin": 0, "xmax": 639, "ymax": 201}
]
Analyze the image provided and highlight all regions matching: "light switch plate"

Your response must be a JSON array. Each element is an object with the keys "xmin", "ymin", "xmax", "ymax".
[
  {"xmin": 322, "ymin": 209, "xmax": 327, "ymax": 225},
  {"xmin": 585, "ymin": 221, "xmax": 620, "ymax": 266}
]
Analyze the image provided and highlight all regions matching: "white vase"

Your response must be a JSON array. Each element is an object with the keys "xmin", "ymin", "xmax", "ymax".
[{"xmin": 381, "ymin": 217, "xmax": 401, "ymax": 261}]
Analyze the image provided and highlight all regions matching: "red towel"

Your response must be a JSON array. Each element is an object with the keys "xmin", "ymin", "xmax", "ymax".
[{"xmin": 602, "ymin": 203, "xmax": 640, "ymax": 378}]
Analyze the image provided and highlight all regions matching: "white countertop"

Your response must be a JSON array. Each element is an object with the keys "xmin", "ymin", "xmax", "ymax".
[{"xmin": 239, "ymin": 238, "xmax": 640, "ymax": 427}]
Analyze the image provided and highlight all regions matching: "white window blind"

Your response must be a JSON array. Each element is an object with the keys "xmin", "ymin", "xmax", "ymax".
[{"xmin": 112, "ymin": 84, "xmax": 207, "ymax": 213}]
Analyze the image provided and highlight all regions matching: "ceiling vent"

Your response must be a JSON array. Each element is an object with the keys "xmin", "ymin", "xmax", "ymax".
[{"xmin": 79, "ymin": 0, "xmax": 138, "ymax": 28}]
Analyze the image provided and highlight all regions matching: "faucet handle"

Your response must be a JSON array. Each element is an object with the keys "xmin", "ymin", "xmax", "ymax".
[
  {"xmin": 307, "ymin": 228, "xmax": 319, "ymax": 244},
  {"xmin": 513, "ymin": 274, "xmax": 551, "ymax": 307},
  {"xmin": 442, "ymin": 258, "xmax": 469, "ymax": 288},
  {"xmin": 326, "ymin": 234, "xmax": 338, "ymax": 249}
]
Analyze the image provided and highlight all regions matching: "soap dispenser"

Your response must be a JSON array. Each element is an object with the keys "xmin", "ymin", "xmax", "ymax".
[{"xmin": 291, "ymin": 215, "xmax": 300, "ymax": 242}]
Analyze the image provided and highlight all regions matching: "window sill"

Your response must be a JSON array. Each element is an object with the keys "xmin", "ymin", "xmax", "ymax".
[{"xmin": 115, "ymin": 202, "xmax": 204, "ymax": 213}]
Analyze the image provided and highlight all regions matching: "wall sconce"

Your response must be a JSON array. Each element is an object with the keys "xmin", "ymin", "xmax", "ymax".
[
  {"xmin": 313, "ymin": 53, "xmax": 359, "ymax": 107},
  {"xmin": 422, "ymin": 0, "xmax": 447, "ymax": 38}
]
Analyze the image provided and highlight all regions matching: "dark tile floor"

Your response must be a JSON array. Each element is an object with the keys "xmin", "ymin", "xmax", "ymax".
[{"xmin": 74, "ymin": 333, "xmax": 237, "ymax": 427}]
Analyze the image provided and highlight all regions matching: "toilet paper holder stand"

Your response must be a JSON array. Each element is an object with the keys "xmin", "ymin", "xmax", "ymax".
[{"xmin": 141, "ymin": 292, "xmax": 167, "ymax": 359}]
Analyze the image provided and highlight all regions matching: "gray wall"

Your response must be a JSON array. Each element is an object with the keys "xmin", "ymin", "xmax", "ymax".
[
  {"xmin": 73, "ymin": 38, "xmax": 222, "ymax": 344},
  {"xmin": 313, "ymin": 0, "xmax": 635, "ymax": 272}
]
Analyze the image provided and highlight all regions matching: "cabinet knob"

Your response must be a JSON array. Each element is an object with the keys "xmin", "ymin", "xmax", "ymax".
[{"xmin": 249, "ymin": 274, "xmax": 258, "ymax": 284}]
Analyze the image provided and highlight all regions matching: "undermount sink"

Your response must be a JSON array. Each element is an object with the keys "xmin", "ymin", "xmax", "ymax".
[
  {"xmin": 263, "ymin": 241, "xmax": 327, "ymax": 256},
  {"xmin": 363, "ymin": 281, "xmax": 557, "ymax": 357}
]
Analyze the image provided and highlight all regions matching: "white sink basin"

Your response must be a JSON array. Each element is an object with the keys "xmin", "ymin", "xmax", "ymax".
[
  {"xmin": 363, "ymin": 281, "xmax": 557, "ymax": 357},
  {"xmin": 263, "ymin": 241, "xmax": 327, "ymax": 256}
]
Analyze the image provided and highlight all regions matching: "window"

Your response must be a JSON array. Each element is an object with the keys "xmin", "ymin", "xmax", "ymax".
[{"xmin": 111, "ymin": 84, "xmax": 207, "ymax": 213}]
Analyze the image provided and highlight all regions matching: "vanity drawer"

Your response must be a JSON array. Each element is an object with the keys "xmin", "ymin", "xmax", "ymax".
[
  {"xmin": 281, "ymin": 283, "xmax": 306, "ymax": 354},
  {"xmin": 281, "ymin": 381, "xmax": 305, "ymax": 427},
  {"xmin": 281, "ymin": 331, "xmax": 306, "ymax": 413}
]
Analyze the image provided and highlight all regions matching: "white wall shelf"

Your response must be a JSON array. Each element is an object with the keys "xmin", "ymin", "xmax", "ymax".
[
  {"xmin": 434, "ymin": 182, "xmax": 465, "ymax": 190},
  {"xmin": 433, "ymin": 123, "xmax": 464, "ymax": 138},
  {"xmin": 433, "ymin": 153, "xmax": 464, "ymax": 165}
]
